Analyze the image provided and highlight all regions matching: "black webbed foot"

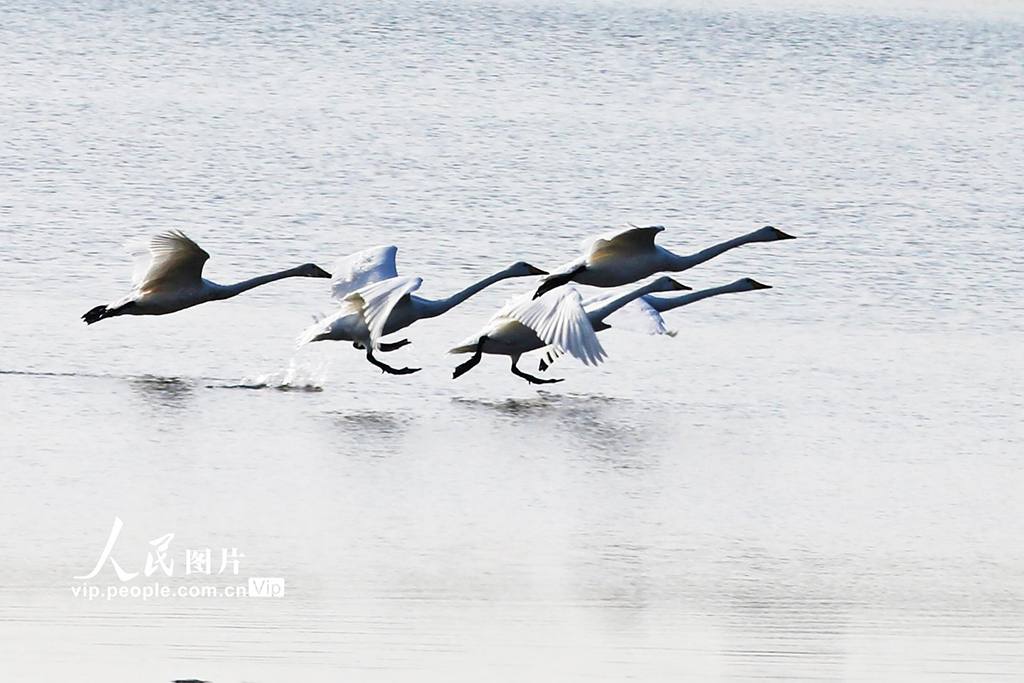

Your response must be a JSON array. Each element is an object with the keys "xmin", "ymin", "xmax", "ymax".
[
  {"xmin": 511, "ymin": 357, "xmax": 563, "ymax": 384},
  {"xmin": 365, "ymin": 348, "xmax": 420, "ymax": 376}
]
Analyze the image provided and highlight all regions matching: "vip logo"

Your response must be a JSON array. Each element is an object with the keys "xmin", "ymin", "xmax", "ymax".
[{"xmin": 248, "ymin": 577, "xmax": 285, "ymax": 598}]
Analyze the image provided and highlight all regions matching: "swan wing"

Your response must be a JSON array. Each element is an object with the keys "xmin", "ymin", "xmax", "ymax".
[
  {"xmin": 584, "ymin": 225, "xmax": 664, "ymax": 263},
  {"xmin": 536, "ymin": 345, "xmax": 565, "ymax": 370},
  {"xmin": 330, "ymin": 245, "xmax": 399, "ymax": 301},
  {"xmin": 583, "ymin": 293, "xmax": 668, "ymax": 335},
  {"xmin": 344, "ymin": 275, "xmax": 422, "ymax": 346},
  {"xmin": 539, "ymin": 293, "xmax": 665, "ymax": 371},
  {"xmin": 129, "ymin": 241, "xmax": 154, "ymax": 287},
  {"xmin": 131, "ymin": 231, "xmax": 210, "ymax": 293},
  {"xmin": 506, "ymin": 288, "xmax": 606, "ymax": 366},
  {"xmin": 490, "ymin": 289, "xmax": 535, "ymax": 321}
]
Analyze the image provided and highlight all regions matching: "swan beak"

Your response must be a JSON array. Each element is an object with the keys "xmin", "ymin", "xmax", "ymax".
[
  {"xmin": 748, "ymin": 279, "xmax": 772, "ymax": 290},
  {"xmin": 525, "ymin": 264, "xmax": 548, "ymax": 276},
  {"xmin": 310, "ymin": 265, "xmax": 332, "ymax": 278},
  {"xmin": 768, "ymin": 226, "xmax": 796, "ymax": 240},
  {"xmin": 669, "ymin": 279, "xmax": 692, "ymax": 291}
]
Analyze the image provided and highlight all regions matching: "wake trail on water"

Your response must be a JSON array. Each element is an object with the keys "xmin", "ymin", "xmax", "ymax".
[{"xmin": 3, "ymin": 360, "xmax": 332, "ymax": 394}]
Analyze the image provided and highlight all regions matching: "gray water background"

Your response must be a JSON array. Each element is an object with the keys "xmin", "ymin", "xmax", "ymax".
[{"xmin": 1, "ymin": 0, "xmax": 1023, "ymax": 680}]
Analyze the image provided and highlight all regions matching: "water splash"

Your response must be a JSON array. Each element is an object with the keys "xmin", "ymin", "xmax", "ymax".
[{"xmin": 214, "ymin": 358, "xmax": 331, "ymax": 392}]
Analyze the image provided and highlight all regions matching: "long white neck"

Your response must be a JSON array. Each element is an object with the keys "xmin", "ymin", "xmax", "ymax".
[
  {"xmin": 417, "ymin": 269, "xmax": 520, "ymax": 318},
  {"xmin": 211, "ymin": 266, "xmax": 310, "ymax": 300},
  {"xmin": 645, "ymin": 280, "xmax": 755, "ymax": 313},
  {"xmin": 665, "ymin": 228, "xmax": 767, "ymax": 272},
  {"xmin": 587, "ymin": 280, "xmax": 668, "ymax": 325}
]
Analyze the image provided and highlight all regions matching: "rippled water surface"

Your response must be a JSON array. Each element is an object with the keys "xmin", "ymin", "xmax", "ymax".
[{"xmin": 2, "ymin": 0, "xmax": 1023, "ymax": 680}]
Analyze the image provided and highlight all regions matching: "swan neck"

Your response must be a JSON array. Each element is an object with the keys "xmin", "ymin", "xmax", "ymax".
[
  {"xmin": 215, "ymin": 266, "xmax": 307, "ymax": 299},
  {"xmin": 587, "ymin": 281, "xmax": 662, "ymax": 323},
  {"xmin": 644, "ymin": 282, "xmax": 746, "ymax": 313},
  {"xmin": 420, "ymin": 269, "xmax": 511, "ymax": 317},
  {"xmin": 667, "ymin": 230, "xmax": 760, "ymax": 272}
]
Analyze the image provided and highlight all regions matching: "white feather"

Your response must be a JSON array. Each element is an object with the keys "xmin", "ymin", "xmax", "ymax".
[
  {"xmin": 130, "ymin": 230, "xmax": 210, "ymax": 294},
  {"xmin": 329, "ymin": 245, "xmax": 399, "ymax": 301},
  {"xmin": 583, "ymin": 293, "xmax": 668, "ymax": 335},
  {"xmin": 582, "ymin": 225, "xmax": 664, "ymax": 260},
  {"xmin": 505, "ymin": 288, "xmax": 606, "ymax": 366},
  {"xmin": 344, "ymin": 276, "xmax": 422, "ymax": 346}
]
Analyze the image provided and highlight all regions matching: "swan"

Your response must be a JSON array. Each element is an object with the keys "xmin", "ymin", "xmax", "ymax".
[
  {"xmin": 296, "ymin": 245, "xmax": 547, "ymax": 375},
  {"xmin": 537, "ymin": 277, "xmax": 772, "ymax": 371},
  {"xmin": 534, "ymin": 224, "xmax": 794, "ymax": 298},
  {"xmin": 449, "ymin": 275, "xmax": 690, "ymax": 384},
  {"xmin": 82, "ymin": 231, "xmax": 331, "ymax": 324}
]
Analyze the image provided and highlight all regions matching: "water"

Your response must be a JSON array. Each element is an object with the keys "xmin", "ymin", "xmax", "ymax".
[{"xmin": 2, "ymin": 0, "xmax": 1023, "ymax": 680}]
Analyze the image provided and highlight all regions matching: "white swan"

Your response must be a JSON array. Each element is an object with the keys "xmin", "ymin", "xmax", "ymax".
[
  {"xmin": 82, "ymin": 231, "xmax": 331, "ymax": 324},
  {"xmin": 297, "ymin": 245, "xmax": 547, "ymax": 375},
  {"xmin": 536, "ymin": 277, "xmax": 772, "ymax": 371},
  {"xmin": 449, "ymin": 275, "xmax": 689, "ymax": 384},
  {"xmin": 534, "ymin": 224, "xmax": 794, "ymax": 298}
]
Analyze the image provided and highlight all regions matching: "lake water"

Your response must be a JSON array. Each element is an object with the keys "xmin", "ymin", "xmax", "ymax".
[{"xmin": 1, "ymin": 0, "xmax": 1023, "ymax": 680}]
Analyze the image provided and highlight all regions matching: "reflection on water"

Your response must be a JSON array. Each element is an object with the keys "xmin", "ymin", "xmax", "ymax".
[
  {"xmin": 326, "ymin": 409, "xmax": 410, "ymax": 433},
  {"xmin": 452, "ymin": 392, "xmax": 621, "ymax": 416},
  {"xmin": 452, "ymin": 393, "xmax": 654, "ymax": 457},
  {"xmin": 321, "ymin": 409, "xmax": 412, "ymax": 454},
  {"xmin": 128, "ymin": 375, "xmax": 196, "ymax": 409}
]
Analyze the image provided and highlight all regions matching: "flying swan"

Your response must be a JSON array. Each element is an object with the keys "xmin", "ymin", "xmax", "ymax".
[
  {"xmin": 537, "ymin": 277, "xmax": 773, "ymax": 371},
  {"xmin": 449, "ymin": 275, "xmax": 690, "ymax": 384},
  {"xmin": 534, "ymin": 224, "xmax": 794, "ymax": 298},
  {"xmin": 296, "ymin": 245, "xmax": 547, "ymax": 375},
  {"xmin": 82, "ymin": 231, "xmax": 331, "ymax": 324}
]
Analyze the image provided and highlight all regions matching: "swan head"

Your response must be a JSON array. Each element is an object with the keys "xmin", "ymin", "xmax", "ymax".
[
  {"xmin": 506, "ymin": 261, "xmax": 548, "ymax": 277},
  {"xmin": 299, "ymin": 263, "xmax": 333, "ymax": 278},
  {"xmin": 738, "ymin": 277, "xmax": 772, "ymax": 290},
  {"xmin": 755, "ymin": 226, "xmax": 796, "ymax": 241},
  {"xmin": 649, "ymin": 276, "xmax": 692, "ymax": 292}
]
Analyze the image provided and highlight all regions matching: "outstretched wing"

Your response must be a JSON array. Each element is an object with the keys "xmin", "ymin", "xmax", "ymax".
[
  {"xmin": 344, "ymin": 276, "xmax": 422, "ymax": 346},
  {"xmin": 536, "ymin": 345, "xmax": 565, "ymax": 371},
  {"xmin": 506, "ymin": 288, "xmax": 606, "ymax": 366},
  {"xmin": 584, "ymin": 225, "xmax": 664, "ymax": 263},
  {"xmin": 582, "ymin": 293, "xmax": 668, "ymax": 335},
  {"xmin": 538, "ymin": 294, "xmax": 667, "ymax": 371},
  {"xmin": 131, "ymin": 231, "xmax": 210, "ymax": 293},
  {"xmin": 330, "ymin": 245, "xmax": 399, "ymax": 301},
  {"xmin": 490, "ymin": 289, "xmax": 534, "ymax": 321}
]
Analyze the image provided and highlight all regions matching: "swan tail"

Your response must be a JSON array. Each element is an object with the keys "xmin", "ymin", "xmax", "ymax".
[
  {"xmin": 295, "ymin": 322, "xmax": 326, "ymax": 349},
  {"xmin": 447, "ymin": 342, "xmax": 478, "ymax": 355}
]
